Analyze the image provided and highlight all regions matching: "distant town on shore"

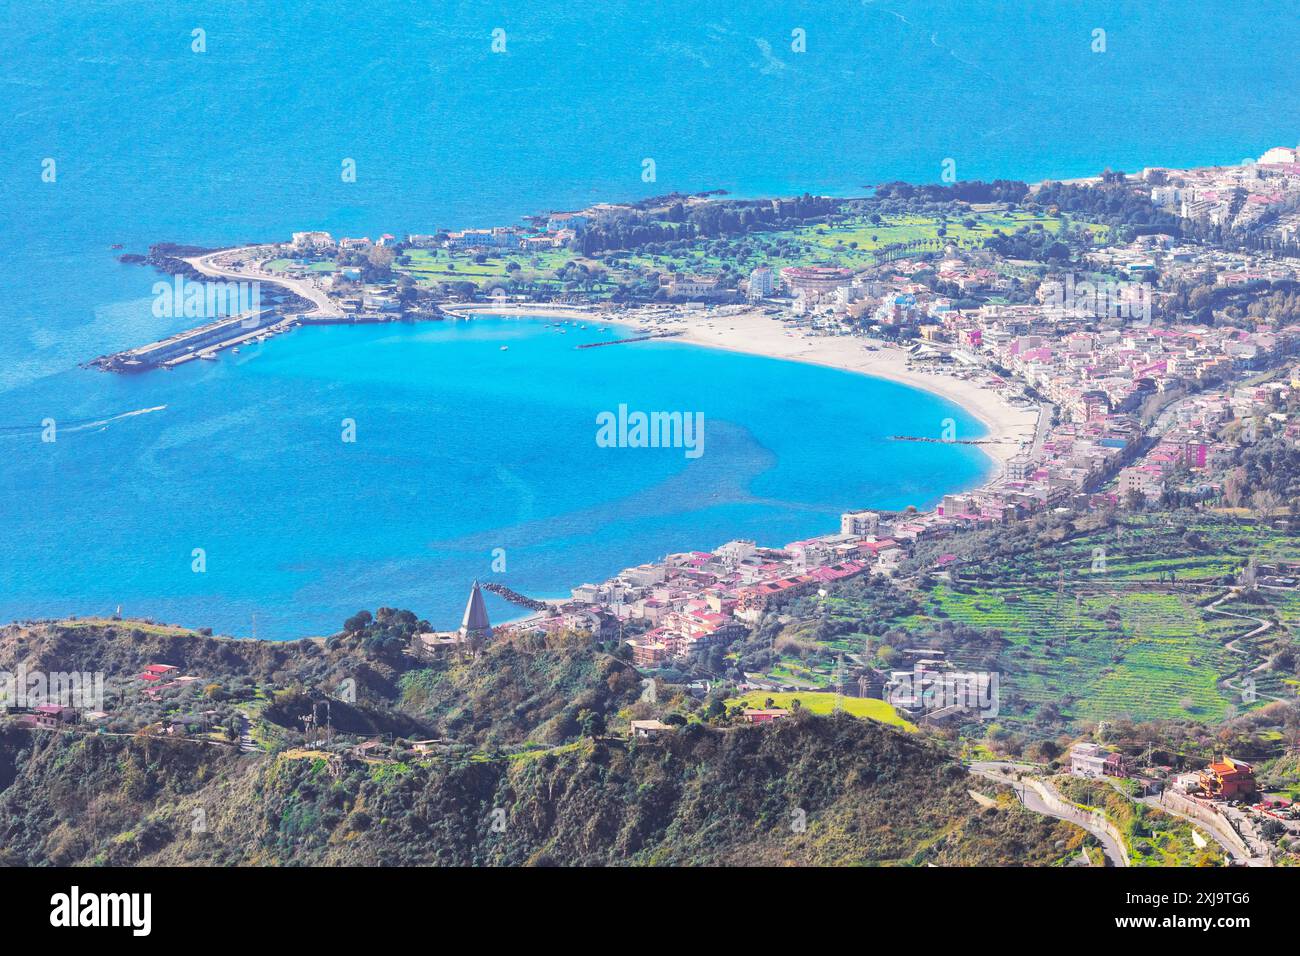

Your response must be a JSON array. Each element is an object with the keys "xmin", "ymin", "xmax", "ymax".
[{"xmin": 10, "ymin": 143, "xmax": 1300, "ymax": 868}]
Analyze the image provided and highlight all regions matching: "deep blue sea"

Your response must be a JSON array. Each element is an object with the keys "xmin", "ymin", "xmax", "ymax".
[{"xmin": 1, "ymin": 1, "xmax": 1296, "ymax": 636}]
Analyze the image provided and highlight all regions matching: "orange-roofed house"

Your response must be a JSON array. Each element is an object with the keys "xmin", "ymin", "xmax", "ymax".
[{"xmin": 1198, "ymin": 757, "xmax": 1256, "ymax": 800}]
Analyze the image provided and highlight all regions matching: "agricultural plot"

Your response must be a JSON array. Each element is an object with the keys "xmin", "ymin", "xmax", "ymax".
[
  {"xmin": 916, "ymin": 583, "xmax": 1239, "ymax": 723},
  {"xmin": 724, "ymin": 691, "xmax": 916, "ymax": 730},
  {"xmin": 771, "ymin": 514, "xmax": 1300, "ymax": 730}
]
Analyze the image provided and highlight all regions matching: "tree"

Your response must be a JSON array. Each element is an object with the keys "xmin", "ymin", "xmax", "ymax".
[
  {"xmin": 366, "ymin": 245, "xmax": 395, "ymax": 273},
  {"xmin": 1252, "ymin": 488, "xmax": 1282, "ymax": 521}
]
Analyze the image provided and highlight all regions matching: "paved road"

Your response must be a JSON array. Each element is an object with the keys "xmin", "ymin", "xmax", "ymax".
[
  {"xmin": 1030, "ymin": 402, "xmax": 1053, "ymax": 457},
  {"xmin": 187, "ymin": 247, "xmax": 344, "ymax": 319},
  {"xmin": 969, "ymin": 762, "xmax": 1127, "ymax": 866},
  {"xmin": 1201, "ymin": 592, "xmax": 1288, "ymax": 703},
  {"xmin": 1136, "ymin": 794, "xmax": 1266, "ymax": 865},
  {"xmin": 237, "ymin": 713, "xmax": 259, "ymax": 754}
]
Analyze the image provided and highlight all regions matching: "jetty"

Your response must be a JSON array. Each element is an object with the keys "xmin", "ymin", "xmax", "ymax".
[
  {"xmin": 89, "ymin": 244, "xmax": 345, "ymax": 373},
  {"xmin": 576, "ymin": 331, "xmax": 683, "ymax": 349},
  {"xmin": 481, "ymin": 582, "xmax": 550, "ymax": 612},
  {"xmin": 88, "ymin": 310, "xmax": 295, "ymax": 372}
]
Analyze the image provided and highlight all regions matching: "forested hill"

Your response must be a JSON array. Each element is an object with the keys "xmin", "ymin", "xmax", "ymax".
[
  {"xmin": 0, "ymin": 618, "xmax": 1084, "ymax": 866},
  {"xmin": 0, "ymin": 715, "xmax": 1080, "ymax": 866}
]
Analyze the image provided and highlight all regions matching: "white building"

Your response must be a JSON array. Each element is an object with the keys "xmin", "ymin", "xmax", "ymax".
[
  {"xmin": 840, "ymin": 510, "xmax": 881, "ymax": 537},
  {"xmin": 1069, "ymin": 742, "xmax": 1109, "ymax": 778},
  {"xmin": 748, "ymin": 267, "xmax": 776, "ymax": 299},
  {"xmin": 291, "ymin": 231, "xmax": 335, "ymax": 253}
]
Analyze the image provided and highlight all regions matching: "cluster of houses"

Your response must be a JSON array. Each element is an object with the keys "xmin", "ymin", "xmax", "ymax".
[
  {"xmin": 1145, "ymin": 144, "xmax": 1300, "ymax": 243},
  {"xmin": 551, "ymin": 537, "xmax": 878, "ymax": 668},
  {"xmin": 1069, "ymin": 742, "xmax": 1259, "ymax": 802},
  {"xmin": 0, "ymin": 660, "xmax": 211, "ymax": 738},
  {"xmin": 291, "ymin": 210, "xmax": 593, "ymax": 260}
]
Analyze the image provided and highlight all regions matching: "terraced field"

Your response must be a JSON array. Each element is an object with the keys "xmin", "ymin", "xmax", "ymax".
[
  {"xmin": 763, "ymin": 516, "xmax": 1299, "ymax": 729},
  {"xmin": 911, "ymin": 583, "xmax": 1240, "ymax": 723}
]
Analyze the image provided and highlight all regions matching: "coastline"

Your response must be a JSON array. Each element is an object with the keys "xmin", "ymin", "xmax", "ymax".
[
  {"xmin": 471, "ymin": 302, "xmax": 1038, "ymax": 633},
  {"xmin": 667, "ymin": 310, "xmax": 1039, "ymax": 472},
  {"xmin": 448, "ymin": 302, "xmax": 1039, "ymax": 476}
]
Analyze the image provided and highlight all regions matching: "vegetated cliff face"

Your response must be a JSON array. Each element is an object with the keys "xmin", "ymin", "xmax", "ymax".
[
  {"xmin": 0, "ymin": 716, "xmax": 1080, "ymax": 867},
  {"xmin": 0, "ymin": 621, "xmax": 643, "ymax": 748},
  {"xmin": 0, "ymin": 620, "xmax": 1080, "ymax": 866}
]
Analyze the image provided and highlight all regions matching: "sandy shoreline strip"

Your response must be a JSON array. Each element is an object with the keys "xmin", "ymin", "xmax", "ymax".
[
  {"xmin": 670, "ymin": 310, "xmax": 1040, "ymax": 470},
  {"xmin": 447, "ymin": 303, "xmax": 1039, "ymax": 473}
]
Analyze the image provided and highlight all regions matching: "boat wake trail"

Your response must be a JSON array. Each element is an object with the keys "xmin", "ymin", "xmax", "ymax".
[{"xmin": 0, "ymin": 404, "xmax": 167, "ymax": 437}]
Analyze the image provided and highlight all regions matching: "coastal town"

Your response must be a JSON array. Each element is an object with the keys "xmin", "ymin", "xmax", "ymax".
[
  {"xmin": 18, "ymin": 144, "xmax": 1300, "ymax": 870},
  {"xmin": 113, "ymin": 146, "xmax": 1300, "ymax": 686},
  {"xmin": 16, "ymin": 0, "xmax": 1300, "ymax": 918}
]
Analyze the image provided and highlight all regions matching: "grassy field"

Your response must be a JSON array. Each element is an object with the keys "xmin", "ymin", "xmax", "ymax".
[
  {"xmin": 397, "ymin": 247, "xmax": 593, "ymax": 290},
  {"xmin": 620, "ymin": 210, "xmax": 1107, "ymax": 276},
  {"xmin": 57, "ymin": 617, "xmax": 197, "ymax": 637},
  {"xmin": 910, "ymin": 582, "xmax": 1240, "ymax": 723},
  {"xmin": 757, "ymin": 584, "xmax": 1241, "ymax": 725},
  {"xmin": 378, "ymin": 209, "xmax": 1108, "ymax": 296},
  {"xmin": 724, "ymin": 691, "xmax": 916, "ymax": 730}
]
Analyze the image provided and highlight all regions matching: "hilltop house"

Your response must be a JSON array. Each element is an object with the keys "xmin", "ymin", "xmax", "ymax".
[
  {"xmin": 1069, "ymin": 742, "xmax": 1111, "ymax": 777},
  {"xmin": 629, "ymin": 719, "xmax": 672, "ymax": 739},
  {"xmin": 1198, "ymin": 757, "xmax": 1256, "ymax": 800}
]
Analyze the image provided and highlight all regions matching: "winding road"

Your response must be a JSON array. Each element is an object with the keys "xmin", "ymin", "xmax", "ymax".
[{"xmin": 969, "ymin": 762, "xmax": 1128, "ymax": 866}]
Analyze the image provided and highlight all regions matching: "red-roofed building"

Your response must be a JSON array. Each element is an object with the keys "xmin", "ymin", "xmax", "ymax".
[
  {"xmin": 741, "ymin": 708, "xmax": 788, "ymax": 723},
  {"xmin": 1198, "ymin": 757, "xmax": 1256, "ymax": 800}
]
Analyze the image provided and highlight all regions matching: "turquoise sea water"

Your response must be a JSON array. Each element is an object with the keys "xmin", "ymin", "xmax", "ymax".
[
  {"xmin": 0, "ymin": 317, "xmax": 989, "ymax": 637},
  {"xmin": 0, "ymin": 2, "xmax": 1296, "ymax": 635}
]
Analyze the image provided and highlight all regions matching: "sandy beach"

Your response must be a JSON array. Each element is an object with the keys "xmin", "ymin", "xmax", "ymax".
[
  {"xmin": 454, "ymin": 302, "xmax": 1040, "ymax": 472},
  {"xmin": 667, "ymin": 309, "xmax": 1041, "ymax": 469}
]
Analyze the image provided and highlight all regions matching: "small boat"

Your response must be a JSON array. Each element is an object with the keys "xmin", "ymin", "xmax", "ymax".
[
  {"xmin": 199, "ymin": 353, "xmax": 217, "ymax": 361},
  {"xmin": 500, "ymin": 345, "xmax": 509, "ymax": 351},
  {"xmin": 231, "ymin": 347, "xmax": 240, "ymax": 353}
]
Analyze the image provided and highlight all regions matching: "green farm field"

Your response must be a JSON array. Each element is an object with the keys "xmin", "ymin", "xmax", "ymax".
[{"xmin": 724, "ymin": 691, "xmax": 916, "ymax": 730}]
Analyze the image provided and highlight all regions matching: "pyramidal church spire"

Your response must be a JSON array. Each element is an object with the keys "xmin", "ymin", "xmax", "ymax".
[{"xmin": 459, "ymin": 579, "xmax": 492, "ymax": 641}]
